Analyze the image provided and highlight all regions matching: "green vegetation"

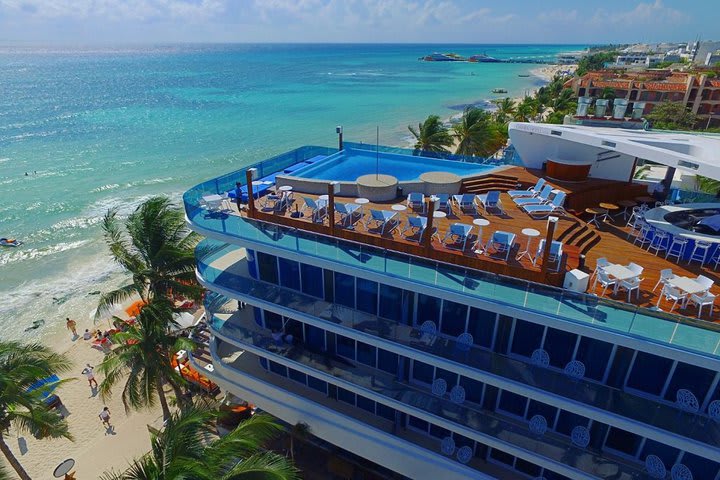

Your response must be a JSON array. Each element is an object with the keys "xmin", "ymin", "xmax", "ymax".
[
  {"xmin": 576, "ymin": 51, "xmax": 618, "ymax": 76},
  {"xmin": 101, "ymin": 404, "xmax": 298, "ymax": 480},
  {"xmin": 452, "ymin": 107, "xmax": 505, "ymax": 157},
  {"xmin": 646, "ymin": 101, "xmax": 698, "ymax": 130},
  {"xmin": 696, "ymin": 176, "xmax": 720, "ymax": 195},
  {"xmin": 408, "ymin": 115, "xmax": 454, "ymax": 154},
  {"xmin": 0, "ymin": 342, "xmax": 73, "ymax": 480}
]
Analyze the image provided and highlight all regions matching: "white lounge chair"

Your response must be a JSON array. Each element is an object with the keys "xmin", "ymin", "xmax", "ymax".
[
  {"xmin": 476, "ymin": 191, "xmax": 503, "ymax": 215},
  {"xmin": 514, "ymin": 185, "xmax": 553, "ymax": 206},
  {"xmin": 523, "ymin": 192, "xmax": 567, "ymax": 218},
  {"xmin": 452, "ymin": 194, "xmax": 477, "ymax": 214},
  {"xmin": 334, "ymin": 202, "xmax": 361, "ymax": 228},
  {"xmin": 302, "ymin": 197, "xmax": 327, "ymax": 222},
  {"xmin": 366, "ymin": 210, "xmax": 398, "ymax": 235},
  {"xmin": 435, "ymin": 194, "xmax": 452, "ymax": 213},
  {"xmin": 407, "ymin": 192, "xmax": 426, "ymax": 213},
  {"xmin": 508, "ymin": 178, "xmax": 546, "ymax": 198},
  {"xmin": 534, "ymin": 239, "xmax": 563, "ymax": 272},
  {"xmin": 402, "ymin": 216, "xmax": 427, "ymax": 241},
  {"xmin": 442, "ymin": 223, "xmax": 473, "ymax": 250},
  {"xmin": 486, "ymin": 230, "xmax": 516, "ymax": 261}
]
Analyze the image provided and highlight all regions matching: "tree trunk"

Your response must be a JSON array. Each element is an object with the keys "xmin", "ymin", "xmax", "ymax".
[
  {"xmin": 155, "ymin": 377, "xmax": 171, "ymax": 421},
  {"xmin": 0, "ymin": 435, "xmax": 32, "ymax": 480},
  {"xmin": 169, "ymin": 380, "xmax": 189, "ymax": 411},
  {"xmin": 289, "ymin": 435, "xmax": 295, "ymax": 462}
]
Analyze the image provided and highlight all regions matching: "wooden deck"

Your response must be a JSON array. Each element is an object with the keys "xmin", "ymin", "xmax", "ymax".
[{"xmin": 238, "ymin": 172, "xmax": 720, "ymax": 326}]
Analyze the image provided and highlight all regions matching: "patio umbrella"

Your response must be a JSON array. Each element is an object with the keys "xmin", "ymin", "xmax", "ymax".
[{"xmin": 125, "ymin": 300, "xmax": 147, "ymax": 317}]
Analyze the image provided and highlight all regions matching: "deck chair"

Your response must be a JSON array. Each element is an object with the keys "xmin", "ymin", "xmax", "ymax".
[
  {"xmin": 476, "ymin": 191, "xmax": 503, "ymax": 215},
  {"xmin": 452, "ymin": 194, "xmax": 477, "ymax": 214},
  {"xmin": 486, "ymin": 230, "xmax": 516, "ymax": 261},
  {"xmin": 513, "ymin": 185, "xmax": 553, "ymax": 206},
  {"xmin": 435, "ymin": 194, "xmax": 452, "ymax": 213},
  {"xmin": 302, "ymin": 197, "xmax": 327, "ymax": 223},
  {"xmin": 407, "ymin": 192, "xmax": 426, "ymax": 213},
  {"xmin": 508, "ymin": 178, "xmax": 546, "ymax": 198},
  {"xmin": 523, "ymin": 192, "xmax": 567, "ymax": 218},
  {"xmin": 365, "ymin": 210, "xmax": 398, "ymax": 235},
  {"xmin": 534, "ymin": 239, "xmax": 564, "ymax": 271},
  {"xmin": 334, "ymin": 202, "xmax": 361, "ymax": 228},
  {"xmin": 402, "ymin": 216, "xmax": 427, "ymax": 241},
  {"xmin": 442, "ymin": 223, "xmax": 474, "ymax": 250}
]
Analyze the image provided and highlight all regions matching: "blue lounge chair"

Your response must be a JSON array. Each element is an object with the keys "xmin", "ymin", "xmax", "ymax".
[
  {"xmin": 534, "ymin": 239, "xmax": 564, "ymax": 271},
  {"xmin": 452, "ymin": 194, "xmax": 477, "ymax": 214},
  {"xmin": 366, "ymin": 210, "xmax": 398, "ymax": 235},
  {"xmin": 486, "ymin": 230, "xmax": 516, "ymax": 261},
  {"xmin": 302, "ymin": 197, "xmax": 327, "ymax": 222},
  {"xmin": 523, "ymin": 192, "xmax": 567, "ymax": 218},
  {"xmin": 407, "ymin": 192, "xmax": 426, "ymax": 213},
  {"xmin": 334, "ymin": 202, "xmax": 361, "ymax": 227},
  {"xmin": 508, "ymin": 178, "xmax": 546, "ymax": 198},
  {"xmin": 435, "ymin": 194, "xmax": 451, "ymax": 213},
  {"xmin": 402, "ymin": 216, "xmax": 427, "ymax": 240},
  {"xmin": 227, "ymin": 183, "xmax": 271, "ymax": 203},
  {"xmin": 476, "ymin": 191, "xmax": 503, "ymax": 215},
  {"xmin": 443, "ymin": 223, "xmax": 474, "ymax": 250},
  {"xmin": 513, "ymin": 185, "xmax": 553, "ymax": 206}
]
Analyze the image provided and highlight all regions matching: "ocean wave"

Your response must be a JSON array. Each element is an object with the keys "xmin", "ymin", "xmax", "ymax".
[
  {"xmin": 91, "ymin": 183, "xmax": 120, "ymax": 193},
  {"xmin": 0, "ymin": 240, "xmax": 90, "ymax": 266},
  {"xmin": 0, "ymin": 158, "xmax": 9, "ymax": 163},
  {"xmin": 51, "ymin": 216, "xmax": 104, "ymax": 231}
]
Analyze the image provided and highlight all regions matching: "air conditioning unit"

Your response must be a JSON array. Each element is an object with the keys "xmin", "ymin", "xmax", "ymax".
[{"xmin": 563, "ymin": 269, "xmax": 590, "ymax": 293}]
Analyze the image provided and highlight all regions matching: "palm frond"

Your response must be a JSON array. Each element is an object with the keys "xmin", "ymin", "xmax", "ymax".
[{"xmin": 221, "ymin": 452, "xmax": 299, "ymax": 480}]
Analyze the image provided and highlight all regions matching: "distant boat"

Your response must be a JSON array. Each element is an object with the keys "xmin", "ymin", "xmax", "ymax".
[
  {"xmin": 468, "ymin": 54, "xmax": 501, "ymax": 63},
  {"xmin": 0, "ymin": 238, "xmax": 22, "ymax": 247},
  {"xmin": 422, "ymin": 52, "xmax": 464, "ymax": 62},
  {"xmin": 491, "ymin": 88, "xmax": 508, "ymax": 94},
  {"xmin": 518, "ymin": 74, "xmax": 530, "ymax": 77}
]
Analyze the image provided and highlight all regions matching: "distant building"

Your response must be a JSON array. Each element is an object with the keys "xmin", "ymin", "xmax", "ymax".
[
  {"xmin": 567, "ymin": 71, "xmax": 720, "ymax": 127},
  {"xmin": 705, "ymin": 51, "xmax": 720, "ymax": 67}
]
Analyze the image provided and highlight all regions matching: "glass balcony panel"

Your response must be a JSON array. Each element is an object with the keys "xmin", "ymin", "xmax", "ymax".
[{"xmin": 385, "ymin": 252, "xmax": 411, "ymax": 278}]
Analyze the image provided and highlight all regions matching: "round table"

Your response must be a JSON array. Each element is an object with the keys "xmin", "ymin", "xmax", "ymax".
[
  {"xmin": 392, "ymin": 204, "xmax": 408, "ymax": 211},
  {"xmin": 278, "ymin": 185, "xmax": 293, "ymax": 192},
  {"xmin": 616, "ymin": 200, "xmax": 637, "ymax": 220},
  {"xmin": 355, "ymin": 197, "xmax": 369, "ymax": 213},
  {"xmin": 53, "ymin": 459, "xmax": 75, "ymax": 478},
  {"xmin": 318, "ymin": 194, "xmax": 329, "ymax": 201},
  {"xmin": 433, "ymin": 211, "xmax": 447, "ymax": 219},
  {"xmin": 585, "ymin": 207, "xmax": 608, "ymax": 228},
  {"xmin": 517, "ymin": 228, "xmax": 540, "ymax": 262},
  {"xmin": 472, "ymin": 218, "xmax": 490, "ymax": 254},
  {"xmin": 599, "ymin": 202, "xmax": 619, "ymax": 223}
]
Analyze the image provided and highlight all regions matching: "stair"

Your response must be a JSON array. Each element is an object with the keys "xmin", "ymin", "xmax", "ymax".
[
  {"xmin": 460, "ymin": 173, "xmax": 519, "ymax": 194},
  {"xmin": 556, "ymin": 220, "xmax": 601, "ymax": 257}
]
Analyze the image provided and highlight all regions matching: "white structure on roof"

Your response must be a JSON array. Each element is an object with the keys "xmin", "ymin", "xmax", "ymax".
[{"xmin": 508, "ymin": 122, "xmax": 720, "ymax": 183}]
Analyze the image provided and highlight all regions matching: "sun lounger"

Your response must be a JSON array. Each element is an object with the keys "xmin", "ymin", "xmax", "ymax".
[
  {"xmin": 334, "ymin": 202, "xmax": 361, "ymax": 227},
  {"xmin": 407, "ymin": 192, "xmax": 426, "ymax": 213},
  {"xmin": 513, "ymin": 185, "xmax": 552, "ymax": 206},
  {"xmin": 402, "ymin": 216, "xmax": 427, "ymax": 240},
  {"xmin": 534, "ymin": 239, "xmax": 564, "ymax": 271},
  {"xmin": 486, "ymin": 230, "xmax": 516, "ymax": 261},
  {"xmin": 452, "ymin": 194, "xmax": 477, "ymax": 214},
  {"xmin": 435, "ymin": 194, "xmax": 451, "ymax": 213},
  {"xmin": 366, "ymin": 210, "xmax": 398, "ymax": 235},
  {"xmin": 302, "ymin": 197, "xmax": 327, "ymax": 222},
  {"xmin": 476, "ymin": 191, "xmax": 503, "ymax": 214},
  {"xmin": 523, "ymin": 192, "xmax": 566, "ymax": 218},
  {"xmin": 443, "ymin": 223, "xmax": 474, "ymax": 250},
  {"xmin": 508, "ymin": 178, "xmax": 546, "ymax": 198}
]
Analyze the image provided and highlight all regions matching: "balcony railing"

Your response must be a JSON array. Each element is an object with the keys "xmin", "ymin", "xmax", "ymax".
[{"xmin": 196, "ymin": 242, "xmax": 720, "ymax": 451}]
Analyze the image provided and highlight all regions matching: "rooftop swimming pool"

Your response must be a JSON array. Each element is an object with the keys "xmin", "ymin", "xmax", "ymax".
[{"xmin": 291, "ymin": 147, "xmax": 496, "ymax": 182}]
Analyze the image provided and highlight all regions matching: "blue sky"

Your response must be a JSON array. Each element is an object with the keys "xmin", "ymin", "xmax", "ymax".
[{"xmin": 0, "ymin": 0, "xmax": 716, "ymax": 44}]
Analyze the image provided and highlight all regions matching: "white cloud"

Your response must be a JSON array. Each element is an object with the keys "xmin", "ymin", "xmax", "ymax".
[{"xmin": 591, "ymin": 0, "xmax": 688, "ymax": 26}]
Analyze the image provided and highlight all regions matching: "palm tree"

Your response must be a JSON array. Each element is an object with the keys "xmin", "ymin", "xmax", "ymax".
[
  {"xmin": 288, "ymin": 422, "xmax": 310, "ymax": 463},
  {"xmin": 101, "ymin": 404, "xmax": 298, "ymax": 480},
  {"xmin": 99, "ymin": 300, "xmax": 194, "ymax": 421},
  {"xmin": 452, "ymin": 107, "xmax": 501, "ymax": 157},
  {"xmin": 0, "ymin": 342, "xmax": 73, "ymax": 480},
  {"xmin": 97, "ymin": 196, "xmax": 202, "ymax": 320},
  {"xmin": 407, "ymin": 115, "xmax": 453, "ymax": 155},
  {"xmin": 492, "ymin": 97, "xmax": 516, "ymax": 124},
  {"xmin": 514, "ymin": 97, "xmax": 535, "ymax": 122}
]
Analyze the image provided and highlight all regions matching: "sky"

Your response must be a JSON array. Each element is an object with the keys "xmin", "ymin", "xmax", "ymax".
[{"xmin": 0, "ymin": 0, "xmax": 716, "ymax": 45}]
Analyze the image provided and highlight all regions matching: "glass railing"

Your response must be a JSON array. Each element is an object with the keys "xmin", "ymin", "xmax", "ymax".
[
  {"xmin": 184, "ymin": 192, "xmax": 720, "ymax": 364},
  {"xmin": 206, "ymin": 301, "xmax": 649, "ymax": 480},
  {"xmin": 196, "ymin": 242, "xmax": 720, "ymax": 450},
  {"xmin": 341, "ymin": 142, "xmax": 506, "ymax": 165}
]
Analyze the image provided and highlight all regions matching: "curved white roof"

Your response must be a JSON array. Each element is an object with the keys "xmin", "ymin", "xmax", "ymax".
[{"xmin": 509, "ymin": 122, "xmax": 720, "ymax": 181}]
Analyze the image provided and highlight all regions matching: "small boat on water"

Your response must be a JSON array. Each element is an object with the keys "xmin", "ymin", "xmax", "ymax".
[
  {"xmin": 491, "ymin": 88, "xmax": 508, "ymax": 94},
  {"xmin": 468, "ymin": 54, "xmax": 501, "ymax": 63},
  {"xmin": 0, "ymin": 238, "xmax": 22, "ymax": 247},
  {"xmin": 518, "ymin": 74, "xmax": 530, "ymax": 77}
]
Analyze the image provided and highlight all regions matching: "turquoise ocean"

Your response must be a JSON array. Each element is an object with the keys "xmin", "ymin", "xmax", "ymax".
[{"xmin": 0, "ymin": 43, "xmax": 585, "ymax": 341}]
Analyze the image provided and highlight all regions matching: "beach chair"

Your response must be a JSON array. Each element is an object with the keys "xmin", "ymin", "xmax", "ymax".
[
  {"xmin": 508, "ymin": 178, "xmax": 546, "ymax": 198},
  {"xmin": 366, "ymin": 210, "xmax": 398, "ymax": 235},
  {"xmin": 435, "ymin": 194, "xmax": 452, "ymax": 214},
  {"xmin": 442, "ymin": 223, "xmax": 474, "ymax": 250},
  {"xmin": 452, "ymin": 194, "xmax": 477, "ymax": 214},
  {"xmin": 334, "ymin": 202, "xmax": 361, "ymax": 228},
  {"xmin": 402, "ymin": 216, "xmax": 427, "ymax": 241},
  {"xmin": 523, "ymin": 192, "xmax": 567, "ymax": 218},
  {"xmin": 407, "ymin": 192, "xmax": 426, "ymax": 213},
  {"xmin": 513, "ymin": 185, "xmax": 553, "ymax": 206},
  {"xmin": 486, "ymin": 230, "xmax": 516, "ymax": 261},
  {"xmin": 261, "ymin": 192, "xmax": 282, "ymax": 210},
  {"xmin": 476, "ymin": 191, "xmax": 503, "ymax": 215},
  {"xmin": 302, "ymin": 197, "xmax": 327, "ymax": 223},
  {"xmin": 534, "ymin": 239, "xmax": 564, "ymax": 271}
]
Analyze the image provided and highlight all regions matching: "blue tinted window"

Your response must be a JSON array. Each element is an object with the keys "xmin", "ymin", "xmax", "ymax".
[
  {"xmin": 278, "ymin": 258, "xmax": 300, "ymax": 291},
  {"xmin": 377, "ymin": 404, "xmax": 395, "ymax": 421},
  {"xmin": 300, "ymin": 263, "xmax": 323, "ymax": 298},
  {"xmin": 412, "ymin": 360, "xmax": 434, "ymax": 384},
  {"xmin": 680, "ymin": 453, "xmax": 720, "ymax": 480},
  {"xmin": 336, "ymin": 335, "xmax": 355, "ymax": 360},
  {"xmin": 489, "ymin": 448, "xmax": 514, "ymax": 466},
  {"xmin": 663, "ymin": 362, "xmax": 716, "ymax": 403},
  {"xmin": 334, "ymin": 272, "xmax": 355, "ymax": 308},
  {"xmin": 453, "ymin": 434, "xmax": 474, "ymax": 449},
  {"xmin": 440, "ymin": 300, "xmax": 467, "ymax": 337},
  {"xmin": 526, "ymin": 400, "xmax": 558, "ymax": 424},
  {"xmin": 575, "ymin": 336, "xmax": 613, "ymax": 381},
  {"xmin": 459, "ymin": 377, "xmax": 484, "ymax": 405},
  {"xmin": 510, "ymin": 319, "xmax": 544, "ymax": 357},
  {"xmin": 639, "ymin": 440, "xmax": 679, "ymax": 468},
  {"xmin": 467, "ymin": 308, "xmax": 496, "ymax": 348},
  {"xmin": 543, "ymin": 327, "xmax": 577, "ymax": 369},
  {"xmin": 429, "ymin": 424, "xmax": 450, "ymax": 439},
  {"xmin": 307, "ymin": 376, "xmax": 327, "ymax": 394},
  {"xmin": 357, "ymin": 342, "xmax": 377, "ymax": 368},
  {"xmin": 377, "ymin": 349, "xmax": 398, "ymax": 375},
  {"xmin": 257, "ymin": 252, "xmax": 278, "ymax": 284},
  {"xmin": 498, "ymin": 391, "xmax": 527, "ymax": 417},
  {"xmin": 544, "ymin": 471, "xmax": 572, "ymax": 480},
  {"xmin": 416, "ymin": 294, "xmax": 441, "ymax": 326},
  {"xmin": 379, "ymin": 284, "xmax": 403, "ymax": 321},
  {"xmin": 259, "ymin": 357, "xmax": 268, "ymax": 369},
  {"xmin": 337, "ymin": 387, "xmax": 356, "ymax": 405},
  {"xmin": 604, "ymin": 427, "xmax": 641, "ymax": 456},
  {"xmin": 555, "ymin": 411, "xmax": 588, "ymax": 436},
  {"xmin": 288, "ymin": 368, "xmax": 307, "ymax": 385},
  {"xmin": 263, "ymin": 311, "xmax": 283, "ymax": 331},
  {"xmin": 435, "ymin": 368, "xmax": 458, "ymax": 389},
  {"xmin": 357, "ymin": 395, "xmax": 375, "ymax": 414},
  {"xmin": 356, "ymin": 278, "xmax": 378, "ymax": 315},
  {"xmin": 304, "ymin": 324, "xmax": 325, "ymax": 351},
  {"xmin": 515, "ymin": 458, "xmax": 541, "ymax": 477},
  {"xmin": 269, "ymin": 361, "xmax": 287, "ymax": 377},
  {"xmin": 408, "ymin": 416, "xmax": 429, "ymax": 432},
  {"xmin": 626, "ymin": 352, "xmax": 673, "ymax": 395}
]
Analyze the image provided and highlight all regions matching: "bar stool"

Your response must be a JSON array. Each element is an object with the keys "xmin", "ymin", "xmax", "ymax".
[
  {"xmin": 648, "ymin": 230, "xmax": 670, "ymax": 256},
  {"xmin": 625, "ymin": 207, "xmax": 641, "ymax": 228},
  {"xmin": 666, "ymin": 236, "xmax": 689, "ymax": 262},
  {"xmin": 689, "ymin": 240, "xmax": 713, "ymax": 266},
  {"xmin": 633, "ymin": 222, "xmax": 653, "ymax": 249}
]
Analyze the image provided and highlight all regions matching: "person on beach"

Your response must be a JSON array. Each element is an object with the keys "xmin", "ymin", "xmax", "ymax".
[
  {"xmin": 82, "ymin": 364, "xmax": 98, "ymax": 388},
  {"xmin": 83, "ymin": 329, "xmax": 91, "ymax": 340},
  {"xmin": 66, "ymin": 318, "xmax": 77, "ymax": 337},
  {"xmin": 99, "ymin": 407, "xmax": 111, "ymax": 428}
]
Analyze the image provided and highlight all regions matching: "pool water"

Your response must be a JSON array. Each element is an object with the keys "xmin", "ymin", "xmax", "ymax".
[{"xmin": 293, "ymin": 147, "xmax": 496, "ymax": 182}]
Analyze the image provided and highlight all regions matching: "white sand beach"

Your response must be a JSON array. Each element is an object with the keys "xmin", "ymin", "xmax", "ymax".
[
  {"xmin": 2, "ymin": 313, "xmax": 165, "ymax": 479},
  {"xmin": 530, "ymin": 64, "xmax": 577, "ymax": 82}
]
